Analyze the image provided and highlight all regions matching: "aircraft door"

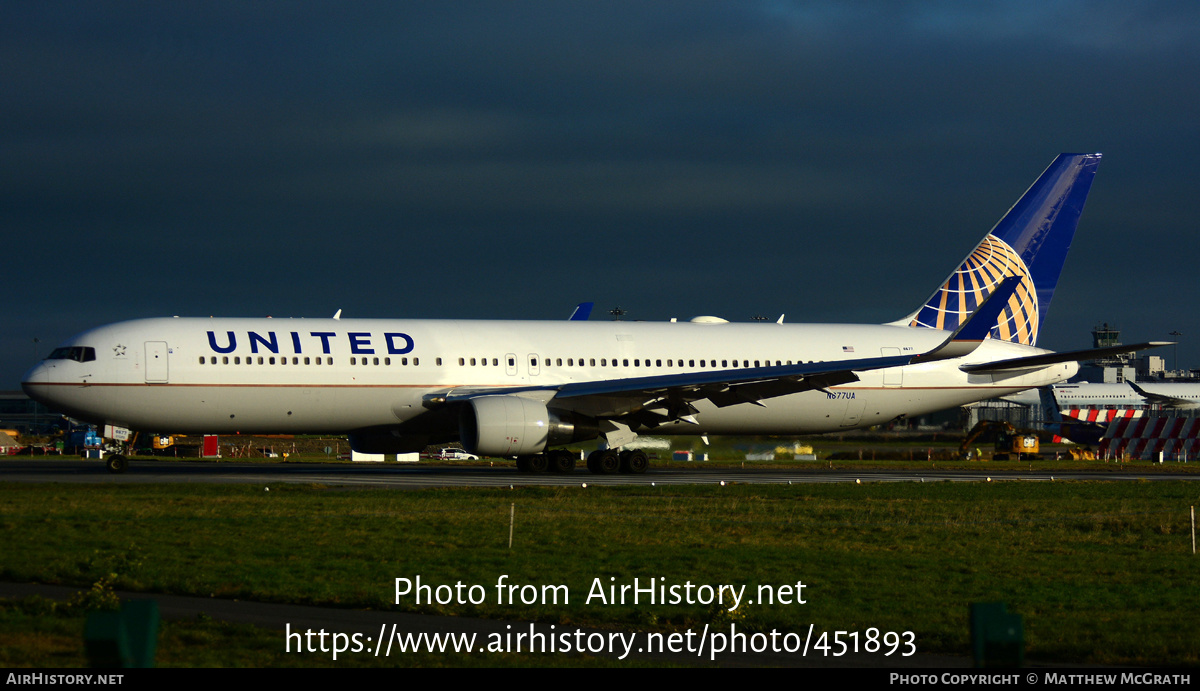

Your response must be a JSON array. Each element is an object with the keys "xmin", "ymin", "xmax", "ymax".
[
  {"xmin": 527, "ymin": 353, "xmax": 540, "ymax": 376},
  {"xmin": 838, "ymin": 397, "xmax": 867, "ymax": 427},
  {"xmin": 145, "ymin": 341, "xmax": 169, "ymax": 383},
  {"xmin": 505, "ymin": 353, "xmax": 517, "ymax": 376},
  {"xmin": 881, "ymin": 347, "xmax": 903, "ymax": 387}
]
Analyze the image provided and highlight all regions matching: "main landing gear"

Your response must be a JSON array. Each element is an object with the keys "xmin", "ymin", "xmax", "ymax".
[
  {"xmin": 515, "ymin": 449, "xmax": 576, "ymax": 473},
  {"xmin": 515, "ymin": 448, "xmax": 649, "ymax": 474}
]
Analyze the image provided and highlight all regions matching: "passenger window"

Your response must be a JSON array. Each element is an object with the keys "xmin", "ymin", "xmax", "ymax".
[
  {"xmin": 460, "ymin": 358, "xmax": 466, "ymax": 366},
  {"xmin": 198, "ymin": 357, "xmax": 205, "ymax": 365},
  {"xmin": 413, "ymin": 358, "xmax": 419, "ymax": 365},
  {"xmin": 351, "ymin": 357, "xmax": 357, "ymax": 365},
  {"xmin": 304, "ymin": 357, "xmax": 310, "ymax": 365},
  {"xmin": 223, "ymin": 357, "xmax": 229, "ymax": 364}
]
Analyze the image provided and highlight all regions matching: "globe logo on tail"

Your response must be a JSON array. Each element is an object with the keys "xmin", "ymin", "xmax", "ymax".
[{"xmin": 909, "ymin": 234, "xmax": 1039, "ymax": 346}]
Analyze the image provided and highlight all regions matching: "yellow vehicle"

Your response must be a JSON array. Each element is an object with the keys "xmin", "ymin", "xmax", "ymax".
[
  {"xmin": 960, "ymin": 420, "xmax": 1040, "ymax": 460},
  {"xmin": 1068, "ymin": 447, "xmax": 1096, "ymax": 461}
]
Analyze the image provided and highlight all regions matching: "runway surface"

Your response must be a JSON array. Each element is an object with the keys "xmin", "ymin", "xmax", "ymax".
[{"xmin": 3, "ymin": 457, "xmax": 1197, "ymax": 488}]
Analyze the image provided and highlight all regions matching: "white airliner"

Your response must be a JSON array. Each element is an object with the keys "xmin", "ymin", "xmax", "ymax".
[{"xmin": 22, "ymin": 153, "xmax": 1166, "ymax": 474}]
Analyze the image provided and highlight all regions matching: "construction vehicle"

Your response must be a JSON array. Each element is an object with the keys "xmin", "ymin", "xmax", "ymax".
[
  {"xmin": 1068, "ymin": 447, "xmax": 1097, "ymax": 461},
  {"xmin": 960, "ymin": 420, "xmax": 1041, "ymax": 460}
]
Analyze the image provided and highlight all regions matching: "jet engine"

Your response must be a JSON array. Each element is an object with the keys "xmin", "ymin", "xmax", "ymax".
[{"xmin": 459, "ymin": 395, "xmax": 597, "ymax": 456}]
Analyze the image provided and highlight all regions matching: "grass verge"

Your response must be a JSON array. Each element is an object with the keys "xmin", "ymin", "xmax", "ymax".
[{"xmin": 1, "ymin": 480, "xmax": 1197, "ymax": 666}]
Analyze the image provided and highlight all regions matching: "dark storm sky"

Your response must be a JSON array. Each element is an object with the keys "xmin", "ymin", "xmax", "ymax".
[{"xmin": 4, "ymin": 1, "xmax": 1199, "ymax": 387}]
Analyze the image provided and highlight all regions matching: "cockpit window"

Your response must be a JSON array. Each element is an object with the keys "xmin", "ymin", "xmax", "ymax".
[{"xmin": 47, "ymin": 346, "xmax": 96, "ymax": 363}]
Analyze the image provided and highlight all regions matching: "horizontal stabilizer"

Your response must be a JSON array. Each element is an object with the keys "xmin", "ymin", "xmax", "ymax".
[{"xmin": 960, "ymin": 341, "xmax": 1173, "ymax": 374}]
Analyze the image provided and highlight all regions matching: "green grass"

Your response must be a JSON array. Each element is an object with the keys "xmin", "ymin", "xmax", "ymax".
[{"xmin": 2, "ymin": 480, "xmax": 1198, "ymax": 666}]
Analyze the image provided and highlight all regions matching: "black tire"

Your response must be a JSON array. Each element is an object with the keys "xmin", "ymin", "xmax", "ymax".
[
  {"xmin": 526, "ymin": 454, "xmax": 548, "ymax": 473},
  {"xmin": 622, "ymin": 449, "xmax": 649, "ymax": 474},
  {"xmin": 592, "ymin": 450, "xmax": 620, "ymax": 475},
  {"xmin": 105, "ymin": 454, "xmax": 128, "ymax": 474},
  {"xmin": 516, "ymin": 456, "xmax": 530, "ymax": 472},
  {"xmin": 548, "ymin": 450, "xmax": 576, "ymax": 473}
]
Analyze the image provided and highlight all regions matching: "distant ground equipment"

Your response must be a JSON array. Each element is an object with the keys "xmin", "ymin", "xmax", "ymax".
[{"xmin": 960, "ymin": 420, "xmax": 1040, "ymax": 460}]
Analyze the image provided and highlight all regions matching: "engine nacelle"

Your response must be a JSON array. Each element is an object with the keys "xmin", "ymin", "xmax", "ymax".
[{"xmin": 459, "ymin": 395, "xmax": 598, "ymax": 457}]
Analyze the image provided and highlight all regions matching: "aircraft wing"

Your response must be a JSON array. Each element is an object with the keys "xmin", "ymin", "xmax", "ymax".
[
  {"xmin": 1128, "ymin": 381, "xmax": 1199, "ymax": 408},
  {"xmin": 439, "ymin": 353, "xmax": 913, "ymax": 424}
]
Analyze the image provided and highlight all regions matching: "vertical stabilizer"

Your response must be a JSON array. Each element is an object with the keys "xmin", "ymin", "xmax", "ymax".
[{"xmin": 902, "ymin": 153, "xmax": 1101, "ymax": 345}]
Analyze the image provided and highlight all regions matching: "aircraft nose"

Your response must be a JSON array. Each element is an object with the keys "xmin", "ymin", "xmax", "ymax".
[{"xmin": 20, "ymin": 361, "xmax": 49, "ymax": 403}]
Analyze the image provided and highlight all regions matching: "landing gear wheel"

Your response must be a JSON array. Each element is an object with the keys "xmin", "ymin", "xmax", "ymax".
[
  {"xmin": 105, "ymin": 454, "xmax": 128, "ymax": 474},
  {"xmin": 526, "ymin": 454, "xmax": 549, "ymax": 473},
  {"xmin": 589, "ymin": 450, "xmax": 620, "ymax": 475},
  {"xmin": 548, "ymin": 450, "xmax": 576, "ymax": 473},
  {"xmin": 620, "ymin": 449, "xmax": 649, "ymax": 474},
  {"xmin": 516, "ymin": 456, "xmax": 530, "ymax": 472}
]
